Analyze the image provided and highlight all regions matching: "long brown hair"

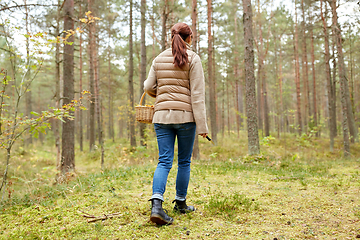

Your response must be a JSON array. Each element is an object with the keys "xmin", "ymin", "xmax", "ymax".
[{"xmin": 171, "ymin": 23, "xmax": 192, "ymax": 69}]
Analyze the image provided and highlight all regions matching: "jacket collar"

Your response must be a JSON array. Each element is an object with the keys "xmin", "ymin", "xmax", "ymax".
[{"xmin": 185, "ymin": 42, "xmax": 191, "ymax": 50}]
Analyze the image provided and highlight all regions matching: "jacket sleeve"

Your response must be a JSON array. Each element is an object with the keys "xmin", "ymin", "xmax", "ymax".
[
  {"xmin": 189, "ymin": 54, "xmax": 209, "ymax": 134},
  {"xmin": 143, "ymin": 60, "xmax": 157, "ymax": 98}
]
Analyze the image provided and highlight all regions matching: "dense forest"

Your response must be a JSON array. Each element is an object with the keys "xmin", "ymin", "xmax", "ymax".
[{"xmin": 0, "ymin": 0, "xmax": 359, "ymax": 187}]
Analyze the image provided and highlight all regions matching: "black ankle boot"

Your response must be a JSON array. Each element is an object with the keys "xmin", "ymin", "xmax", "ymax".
[
  {"xmin": 150, "ymin": 199, "xmax": 174, "ymax": 225},
  {"xmin": 173, "ymin": 200, "xmax": 195, "ymax": 213}
]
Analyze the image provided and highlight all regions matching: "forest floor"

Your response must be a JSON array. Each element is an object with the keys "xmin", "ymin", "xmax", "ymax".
[{"xmin": 0, "ymin": 131, "xmax": 360, "ymax": 239}]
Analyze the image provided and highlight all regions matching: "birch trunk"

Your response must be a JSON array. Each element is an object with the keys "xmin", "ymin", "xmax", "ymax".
[{"xmin": 243, "ymin": 0, "xmax": 260, "ymax": 155}]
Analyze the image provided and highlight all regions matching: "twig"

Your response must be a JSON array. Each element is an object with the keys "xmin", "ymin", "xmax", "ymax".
[
  {"xmin": 272, "ymin": 176, "xmax": 302, "ymax": 181},
  {"xmin": 79, "ymin": 210, "xmax": 123, "ymax": 223},
  {"xmin": 0, "ymin": 3, "xmax": 57, "ymax": 12}
]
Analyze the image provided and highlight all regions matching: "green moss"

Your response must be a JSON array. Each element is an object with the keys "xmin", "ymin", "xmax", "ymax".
[{"xmin": 1, "ymin": 134, "xmax": 360, "ymax": 239}]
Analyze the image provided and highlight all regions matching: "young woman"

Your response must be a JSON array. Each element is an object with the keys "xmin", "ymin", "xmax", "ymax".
[{"xmin": 144, "ymin": 22, "xmax": 208, "ymax": 225}]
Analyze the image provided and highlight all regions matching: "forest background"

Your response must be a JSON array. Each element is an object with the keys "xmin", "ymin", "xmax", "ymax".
[{"xmin": 0, "ymin": 0, "xmax": 360, "ymax": 238}]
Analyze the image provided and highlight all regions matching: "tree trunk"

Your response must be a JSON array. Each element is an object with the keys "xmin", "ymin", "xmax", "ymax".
[
  {"xmin": 55, "ymin": 0, "xmax": 61, "ymax": 170},
  {"xmin": 191, "ymin": 0, "xmax": 197, "ymax": 53},
  {"xmin": 151, "ymin": 1, "xmax": 156, "ymax": 58},
  {"xmin": 243, "ymin": 0, "xmax": 260, "ymax": 155},
  {"xmin": 294, "ymin": 1, "xmax": 302, "ymax": 136},
  {"xmin": 25, "ymin": 0, "xmax": 32, "ymax": 145},
  {"xmin": 88, "ymin": 0, "xmax": 96, "ymax": 151},
  {"xmin": 234, "ymin": 4, "xmax": 243, "ymax": 135},
  {"xmin": 321, "ymin": 0, "xmax": 335, "ymax": 151},
  {"xmin": 309, "ymin": 12, "xmax": 317, "ymax": 135},
  {"xmin": 93, "ymin": 26, "xmax": 104, "ymax": 167},
  {"xmin": 348, "ymin": 28, "xmax": 355, "ymax": 121},
  {"xmin": 129, "ymin": 0, "xmax": 136, "ymax": 148},
  {"xmin": 331, "ymin": 1, "xmax": 358, "ymax": 143},
  {"xmin": 161, "ymin": 0, "xmax": 168, "ymax": 52},
  {"xmin": 255, "ymin": 0, "xmax": 263, "ymax": 134},
  {"xmin": 263, "ymin": 69, "xmax": 270, "ymax": 137},
  {"xmin": 301, "ymin": 0, "xmax": 310, "ymax": 132},
  {"xmin": 191, "ymin": 0, "xmax": 200, "ymax": 160},
  {"xmin": 207, "ymin": 0, "xmax": 217, "ymax": 144},
  {"xmin": 330, "ymin": 0, "xmax": 351, "ymax": 155},
  {"xmin": 139, "ymin": 0, "xmax": 147, "ymax": 146},
  {"xmin": 279, "ymin": 50, "xmax": 284, "ymax": 135},
  {"xmin": 79, "ymin": 0, "xmax": 83, "ymax": 151},
  {"xmin": 107, "ymin": 16, "xmax": 114, "ymax": 142},
  {"xmin": 61, "ymin": 0, "xmax": 75, "ymax": 176}
]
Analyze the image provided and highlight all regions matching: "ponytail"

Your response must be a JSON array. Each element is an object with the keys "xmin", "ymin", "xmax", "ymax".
[{"xmin": 171, "ymin": 23, "xmax": 192, "ymax": 69}]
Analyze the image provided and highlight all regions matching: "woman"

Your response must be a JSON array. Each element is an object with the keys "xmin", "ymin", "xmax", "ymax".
[{"xmin": 144, "ymin": 22, "xmax": 208, "ymax": 225}]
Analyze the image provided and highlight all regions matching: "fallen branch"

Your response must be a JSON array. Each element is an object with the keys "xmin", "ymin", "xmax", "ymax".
[{"xmin": 79, "ymin": 210, "xmax": 123, "ymax": 223}]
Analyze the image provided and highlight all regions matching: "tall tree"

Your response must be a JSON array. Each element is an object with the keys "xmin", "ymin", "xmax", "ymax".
[
  {"xmin": 294, "ymin": 0, "xmax": 302, "ymax": 135},
  {"xmin": 129, "ymin": 0, "xmax": 136, "ymax": 147},
  {"xmin": 207, "ymin": 0, "xmax": 217, "ymax": 144},
  {"xmin": 139, "ymin": 0, "xmax": 147, "ymax": 146},
  {"xmin": 243, "ymin": 0, "xmax": 260, "ymax": 155},
  {"xmin": 301, "ymin": 0, "xmax": 310, "ymax": 132},
  {"xmin": 88, "ymin": 0, "xmax": 96, "ymax": 151},
  {"xmin": 321, "ymin": 0, "xmax": 335, "ymax": 151},
  {"xmin": 107, "ymin": 8, "xmax": 115, "ymax": 142},
  {"xmin": 254, "ymin": 1, "xmax": 271, "ymax": 137},
  {"xmin": 54, "ymin": 0, "xmax": 61, "ymax": 169},
  {"xmin": 161, "ymin": 0, "xmax": 169, "ymax": 52},
  {"xmin": 309, "ymin": 9, "xmax": 317, "ymax": 134},
  {"xmin": 329, "ymin": 0, "xmax": 358, "ymax": 144},
  {"xmin": 79, "ymin": 0, "xmax": 84, "ymax": 151},
  {"xmin": 191, "ymin": 0, "xmax": 197, "ymax": 53},
  {"xmin": 191, "ymin": 0, "xmax": 200, "ymax": 160},
  {"xmin": 24, "ymin": 0, "xmax": 32, "ymax": 145},
  {"xmin": 60, "ymin": 0, "xmax": 75, "ymax": 176},
  {"xmin": 233, "ymin": 0, "xmax": 243, "ymax": 134}
]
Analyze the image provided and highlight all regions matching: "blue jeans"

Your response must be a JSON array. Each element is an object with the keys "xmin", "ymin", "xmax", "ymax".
[{"xmin": 151, "ymin": 122, "xmax": 196, "ymax": 202}]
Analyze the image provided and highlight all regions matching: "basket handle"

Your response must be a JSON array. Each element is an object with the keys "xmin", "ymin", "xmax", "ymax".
[{"xmin": 139, "ymin": 92, "xmax": 146, "ymax": 106}]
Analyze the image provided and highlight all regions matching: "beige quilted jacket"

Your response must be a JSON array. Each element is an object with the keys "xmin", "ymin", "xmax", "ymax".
[{"xmin": 143, "ymin": 44, "xmax": 208, "ymax": 134}]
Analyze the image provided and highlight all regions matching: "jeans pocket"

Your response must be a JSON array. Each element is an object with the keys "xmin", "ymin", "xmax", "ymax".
[
  {"xmin": 180, "ymin": 122, "xmax": 196, "ymax": 131},
  {"xmin": 154, "ymin": 123, "xmax": 162, "ymax": 131}
]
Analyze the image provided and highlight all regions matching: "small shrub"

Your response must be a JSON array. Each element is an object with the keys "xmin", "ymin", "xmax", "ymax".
[{"xmin": 205, "ymin": 191, "xmax": 259, "ymax": 219}]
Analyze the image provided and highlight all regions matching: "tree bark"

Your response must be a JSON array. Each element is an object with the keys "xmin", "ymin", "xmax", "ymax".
[
  {"xmin": 234, "ymin": 2, "xmax": 243, "ymax": 135},
  {"xmin": 139, "ymin": 0, "xmax": 147, "ymax": 146},
  {"xmin": 54, "ymin": 0, "xmax": 61, "ymax": 169},
  {"xmin": 330, "ymin": 0, "xmax": 351, "ymax": 155},
  {"xmin": 191, "ymin": 0, "xmax": 200, "ymax": 160},
  {"xmin": 88, "ymin": 0, "xmax": 96, "ymax": 151},
  {"xmin": 321, "ymin": 0, "xmax": 335, "ymax": 151},
  {"xmin": 207, "ymin": 0, "xmax": 217, "ymax": 144},
  {"xmin": 243, "ymin": 0, "xmax": 260, "ymax": 155},
  {"xmin": 129, "ymin": 0, "xmax": 136, "ymax": 147},
  {"xmin": 25, "ymin": 0, "xmax": 32, "ymax": 145},
  {"xmin": 107, "ymin": 14, "xmax": 114, "ymax": 142},
  {"xmin": 301, "ymin": 0, "xmax": 310, "ymax": 132},
  {"xmin": 309, "ymin": 12, "xmax": 317, "ymax": 135},
  {"xmin": 191, "ymin": 0, "xmax": 197, "ymax": 53},
  {"xmin": 61, "ymin": 0, "xmax": 75, "ymax": 175},
  {"xmin": 331, "ymin": 1, "xmax": 358, "ymax": 144},
  {"xmin": 294, "ymin": 1, "xmax": 302, "ymax": 136},
  {"xmin": 79, "ymin": 0, "xmax": 83, "ymax": 151},
  {"xmin": 93, "ymin": 26, "xmax": 104, "ymax": 167},
  {"xmin": 161, "ymin": 0, "xmax": 168, "ymax": 52}
]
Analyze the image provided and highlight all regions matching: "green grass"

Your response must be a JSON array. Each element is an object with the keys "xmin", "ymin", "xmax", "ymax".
[{"xmin": 1, "ymin": 131, "xmax": 360, "ymax": 239}]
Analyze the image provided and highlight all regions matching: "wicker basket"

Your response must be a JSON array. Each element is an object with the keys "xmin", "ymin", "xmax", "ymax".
[{"xmin": 135, "ymin": 92, "xmax": 154, "ymax": 124}]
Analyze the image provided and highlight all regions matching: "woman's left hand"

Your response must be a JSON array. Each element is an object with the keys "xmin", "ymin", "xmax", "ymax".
[{"xmin": 199, "ymin": 133, "xmax": 207, "ymax": 138}]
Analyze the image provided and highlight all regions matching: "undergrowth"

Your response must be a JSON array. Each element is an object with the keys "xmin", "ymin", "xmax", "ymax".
[{"xmin": 0, "ymin": 131, "xmax": 360, "ymax": 239}]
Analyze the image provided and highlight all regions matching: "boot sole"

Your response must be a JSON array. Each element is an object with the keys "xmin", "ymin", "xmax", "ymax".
[{"xmin": 150, "ymin": 213, "xmax": 173, "ymax": 226}]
